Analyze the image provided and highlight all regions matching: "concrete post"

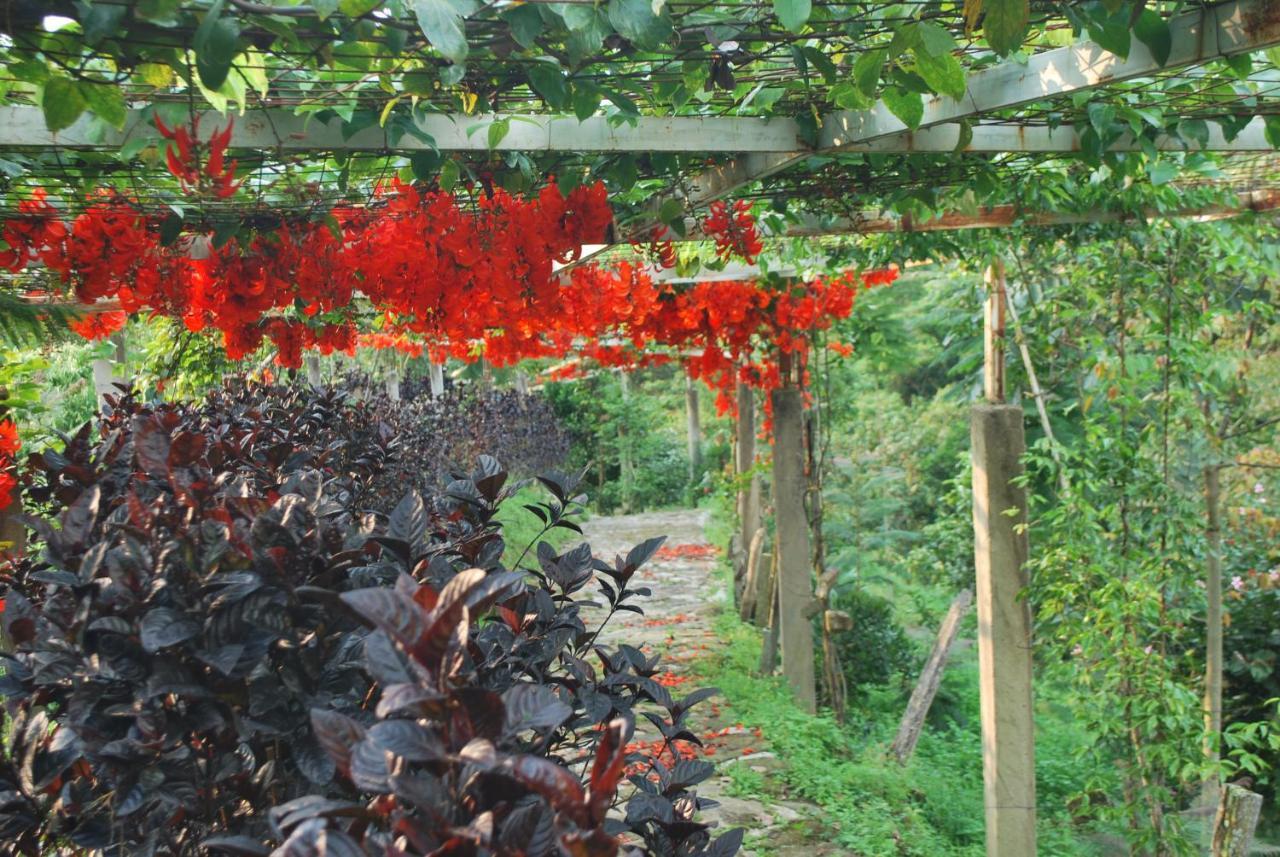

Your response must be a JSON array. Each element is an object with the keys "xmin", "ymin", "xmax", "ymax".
[
  {"xmin": 771, "ymin": 385, "xmax": 817, "ymax": 713},
  {"xmin": 685, "ymin": 375, "xmax": 703, "ymax": 482},
  {"xmin": 305, "ymin": 354, "xmax": 322, "ymax": 388},
  {"xmin": 971, "ymin": 403, "xmax": 1036, "ymax": 857},
  {"xmin": 386, "ymin": 368, "xmax": 401, "ymax": 401},
  {"xmin": 429, "ymin": 362, "xmax": 445, "ymax": 397}
]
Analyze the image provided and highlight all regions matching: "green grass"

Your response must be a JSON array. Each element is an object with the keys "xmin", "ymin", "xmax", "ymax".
[
  {"xmin": 693, "ymin": 597, "xmax": 1106, "ymax": 856},
  {"xmin": 495, "ymin": 485, "xmax": 583, "ymax": 566}
]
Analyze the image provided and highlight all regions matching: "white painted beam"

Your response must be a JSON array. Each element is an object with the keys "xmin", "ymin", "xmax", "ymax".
[
  {"xmin": 0, "ymin": 106, "xmax": 805, "ymax": 153},
  {"xmin": 576, "ymin": 0, "xmax": 1280, "ymax": 268},
  {"xmin": 821, "ymin": 0, "xmax": 1280, "ymax": 151}
]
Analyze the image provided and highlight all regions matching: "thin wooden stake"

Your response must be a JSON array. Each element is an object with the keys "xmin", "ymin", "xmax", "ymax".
[
  {"xmin": 891, "ymin": 589, "xmax": 974, "ymax": 764},
  {"xmin": 984, "ymin": 260, "xmax": 1007, "ymax": 404},
  {"xmin": 1204, "ymin": 465, "xmax": 1224, "ymax": 765}
]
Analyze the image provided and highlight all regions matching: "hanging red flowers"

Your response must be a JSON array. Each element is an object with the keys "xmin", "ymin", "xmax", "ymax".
[
  {"xmin": 155, "ymin": 115, "xmax": 242, "ymax": 197},
  {"xmin": 69, "ymin": 309, "xmax": 128, "ymax": 341},
  {"xmin": 703, "ymin": 200, "xmax": 762, "ymax": 265},
  {"xmin": 0, "ymin": 418, "xmax": 20, "ymax": 512}
]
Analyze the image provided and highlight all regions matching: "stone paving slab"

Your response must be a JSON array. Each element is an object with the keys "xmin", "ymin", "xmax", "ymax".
[{"xmin": 576, "ymin": 510, "xmax": 833, "ymax": 856}]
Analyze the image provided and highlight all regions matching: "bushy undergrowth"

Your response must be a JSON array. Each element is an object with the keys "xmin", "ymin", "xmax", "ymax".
[{"xmin": 0, "ymin": 381, "xmax": 739, "ymax": 857}]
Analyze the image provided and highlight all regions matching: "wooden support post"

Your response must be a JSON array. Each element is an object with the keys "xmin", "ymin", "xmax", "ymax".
[
  {"xmin": 736, "ymin": 381, "xmax": 763, "ymax": 605},
  {"xmin": 890, "ymin": 588, "xmax": 973, "ymax": 764},
  {"xmin": 974, "ymin": 259, "xmax": 1035, "ymax": 857},
  {"xmin": 1204, "ymin": 465, "xmax": 1224, "ymax": 764},
  {"xmin": 685, "ymin": 375, "xmax": 703, "ymax": 482},
  {"xmin": 758, "ymin": 550, "xmax": 779, "ymax": 673},
  {"xmin": 429, "ymin": 362, "xmax": 445, "ymax": 397},
  {"xmin": 1211, "ymin": 783, "xmax": 1263, "ymax": 857},
  {"xmin": 739, "ymin": 527, "xmax": 767, "ymax": 622},
  {"xmin": 515, "ymin": 371, "xmax": 530, "ymax": 395},
  {"xmin": 771, "ymin": 382, "xmax": 817, "ymax": 713}
]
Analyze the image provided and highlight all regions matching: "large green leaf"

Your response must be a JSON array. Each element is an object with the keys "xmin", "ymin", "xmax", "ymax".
[
  {"xmin": 527, "ymin": 63, "xmax": 569, "ymax": 110},
  {"xmin": 983, "ymin": 0, "xmax": 1029, "ymax": 56},
  {"xmin": 853, "ymin": 49, "xmax": 886, "ymax": 100},
  {"xmin": 413, "ymin": 0, "xmax": 469, "ymax": 63},
  {"xmin": 312, "ymin": 0, "xmax": 340, "ymax": 20},
  {"xmin": 608, "ymin": 0, "xmax": 672, "ymax": 50},
  {"xmin": 913, "ymin": 47, "xmax": 965, "ymax": 100},
  {"xmin": 193, "ymin": 2, "xmax": 241, "ymax": 91},
  {"xmin": 773, "ymin": 0, "xmax": 811, "ymax": 34},
  {"xmin": 881, "ymin": 86, "xmax": 924, "ymax": 129},
  {"xmin": 80, "ymin": 81, "xmax": 127, "ymax": 129},
  {"xmin": 1133, "ymin": 9, "xmax": 1171, "ymax": 67},
  {"xmin": 41, "ymin": 76, "xmax": 87, "ymax": 133}
]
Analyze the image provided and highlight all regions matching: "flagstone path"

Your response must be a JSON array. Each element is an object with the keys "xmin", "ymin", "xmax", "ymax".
[{"xmin": 578, "ymin": 510, "xmax": 839, "ymax": 857}]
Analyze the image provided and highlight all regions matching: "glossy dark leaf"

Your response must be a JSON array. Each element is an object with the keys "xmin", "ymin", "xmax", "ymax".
[{"xmin": 140, "ymin": 607, "xmax": 201, "ymax": 652}]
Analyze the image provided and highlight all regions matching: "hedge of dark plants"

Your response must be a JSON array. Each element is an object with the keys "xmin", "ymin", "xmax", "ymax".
[{"xmin": 0, "ymin": 381, "xmax": 740, "ymax": 857}]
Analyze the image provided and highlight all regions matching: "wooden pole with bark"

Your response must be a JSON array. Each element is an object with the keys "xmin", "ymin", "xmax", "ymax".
[
  {"xmin": 1204, "ymin": 465, "xmax": 1224, "ymax": 766},
  {"xmin": 735, "ymin": 380, "xmax": 763, "ymax": 606}
]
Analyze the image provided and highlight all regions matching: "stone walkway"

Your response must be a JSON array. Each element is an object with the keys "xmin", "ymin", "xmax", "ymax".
[{"xmin": 578, "ymin": 509, "xmax": 837, "ymax": 857}]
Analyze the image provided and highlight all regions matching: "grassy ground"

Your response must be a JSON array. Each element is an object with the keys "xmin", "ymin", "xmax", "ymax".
[{"xmin": 689, "ymin": 552, "xmax": 1110, "ymax": 856}]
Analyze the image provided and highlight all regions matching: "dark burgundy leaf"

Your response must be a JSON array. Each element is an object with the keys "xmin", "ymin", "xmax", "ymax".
[{"xmin": 140, "ymin": 607, "xmax": 201, "ymax": 653}]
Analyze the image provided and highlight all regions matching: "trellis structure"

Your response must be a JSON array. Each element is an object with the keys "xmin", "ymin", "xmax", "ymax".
[{"xmin": 4, "ymin": 1, "xmax": 1280, "ymax": 854}]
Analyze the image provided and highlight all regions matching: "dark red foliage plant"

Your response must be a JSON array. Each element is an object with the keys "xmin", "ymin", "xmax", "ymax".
[{"xmin": 0, "ymin": 381, "xmax": 740, "ymax": 857}]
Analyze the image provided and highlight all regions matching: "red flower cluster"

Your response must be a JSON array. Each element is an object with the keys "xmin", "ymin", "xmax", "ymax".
[
  {"xmin": 358, "ymin": 332, "xmax": 426, "ymax": 359},
  {"xmin": 0, "ymin": 419, "xmax": 20, "ymax": 512},
  {"xmin": 0, "ymin": 181, "xmax": 612, "ymax": 368},
  {"xmin": 704, "ymin": 200, "xmax": 762, "ymax": 265},
  {"xmin": 68, "ymin": 309, "xmax": 127, "ymax": 341},
  {"xmin": 155, "ymin": 115, "xmax": 242, "ymax": 198}
]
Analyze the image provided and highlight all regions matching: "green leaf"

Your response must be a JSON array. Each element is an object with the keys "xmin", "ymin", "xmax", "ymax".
[
  {"xmin": 527, "ymin": 63, "xmax": 569, "ymax": 110},
  {"xmin": 829, "ymin": 81, "xmax": 871, "ymax": 110},
  {"xmin": 774, "ymin": 0, "xmax": 811, "ymax": 34},
  {"xmin": 503, "ymin": 6, "xmax": 544, "ymax": 49},
  {"xmin": 412, "ymin": 0, "xmax": 469, "ymax": 63},
  {"xmin": 313, "ymin": 0, "xmax": 340, "ymax": 20},
  {"xmin": 913, "ymin": 47, "xmax": 965, "ymax": 99},
  {"xmin": 1147, "ymin": 159, "xmax": 1178, "ymax": 186},
  {"xmin": 136, "ymin": 0, "xmax": 183, "ymax": 23},
  {"xmin": 340, "ymin": 0, "xmax": 382, "ymax": 13},
  {"xmin": 193, "ymin": 1, "xmax": 241, "ymax": 91},
  {"xmin": 801, "ymin": 47, "xmax": 837, "ymax": 85},
  {"xmin": 1086, "ymin": 17, "xmax": 1131, "ymax": 59},
  {"xmin": 487, "ymin": 117, "xmax": 510, "ymax": 149},
  {"xmin": 1132, "ymin": 9, "xmax": 1171, "ymax": 67},
  {"xmin": 80, "ymin": 82, "xmax": 127, "ymax": 129},
  {"xmin": 1177, "ymin": 118, "xmax": 1209, "ymax": 148},
  {"xmin": 608, "ymin": 0, "xmax": 672, "ymax": 50},
  {"xmin": 881, "ymin": 86, "xmax": 923, "ymax": 129},
  {"xmin": 41, "ymin": 76, "xmax": 87, "ymax": 133},
  {"xmin": 439, "ymin": 158, "xmax": 460, "ymax": 191},
  {"xmin": 983, "ymin": 0, "xmax": 1029, "ymax": 56},
  {"xmin": 658, "ymin": 198, "xmax": 685, "ymax": 232},
  {"xmin": 953, "ymin": 119, "xmax": 974, "ymax": 152},
  {"xmin": 853, "ymin": 49, "xmax": 885, "ymax": 99},
  {"xmin": 81, "ymin": 3, "xmax": 128, "ymax": 45},
  {"xmin": 917, "ymin": 21, "xmax": 958, "ymax": 57},
  {"xmin": 572, "ymin": 84, "xmax": 600, "ymax": 121}
]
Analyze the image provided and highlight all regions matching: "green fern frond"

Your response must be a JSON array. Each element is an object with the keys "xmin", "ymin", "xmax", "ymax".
[{"xmin": 0, "ymin": 290, "xmax": 84, "ymax": 348}]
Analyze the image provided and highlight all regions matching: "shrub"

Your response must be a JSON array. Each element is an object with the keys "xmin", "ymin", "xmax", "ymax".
[
  {"xmin": 0, "ymin": 381, "xmax": 739, "ymax": 857},
  {"xmin": 826, "ymin": 588, "xmax": 917, "ymax": 699}
]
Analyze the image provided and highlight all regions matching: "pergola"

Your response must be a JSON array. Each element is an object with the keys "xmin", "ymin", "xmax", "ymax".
[{"xmin": 3, "ymin": 1, "xmax": 1280, "ymax": 853}]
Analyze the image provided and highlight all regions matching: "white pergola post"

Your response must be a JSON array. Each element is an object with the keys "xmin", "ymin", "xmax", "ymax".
[
  {"xmin": 973, "ymin": 260, "xmax": 1036, "ymax": 857},
  {"xmin": 429, "ymin": 362, "xmax": 445, "ymax": 398}
]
